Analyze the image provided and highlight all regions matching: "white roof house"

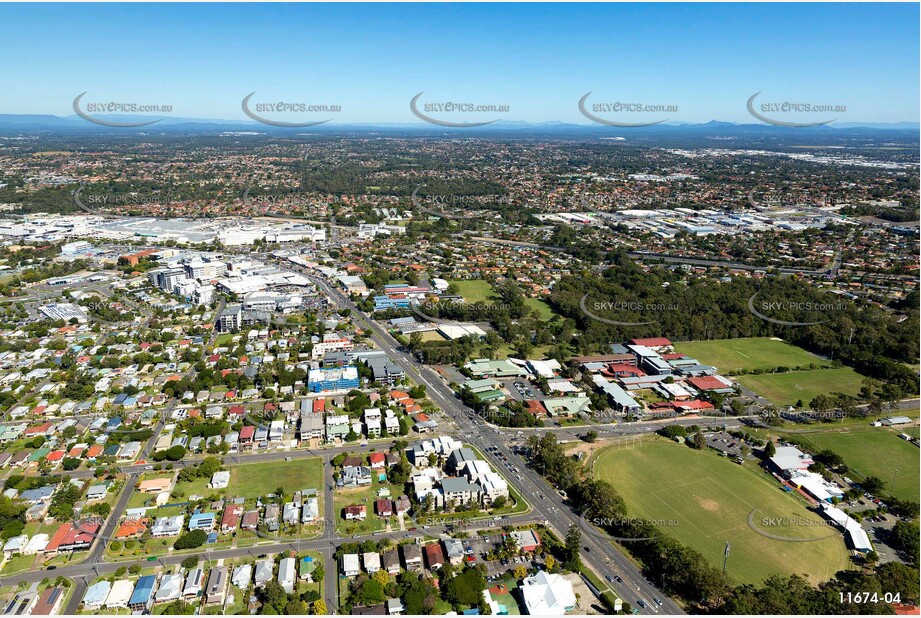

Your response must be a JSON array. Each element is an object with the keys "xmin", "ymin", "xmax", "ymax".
[
  {"xmin": 3, "ymin": 534, "xmax": 28, "ymax": 555},
  {"xmin": 278, "ymin": 557, "xmax": 296, "ymax": 593},
  {"xmin": 881, "ymin": 416, "xmax": 912, "ymax": 426},
  {"xmin": 341, "ymin": 553, "xmax": 361, "ymax": 577},
  {"xmin": 362, "ymin": 552, "xmax": 382, "ymax": 573},
  {"xmin": 82, "ymin": 581, "xmax": 111, "ymax": 611},
  {"xmin": 302, "ymin": 497, "xmax": 319, "ymax": 523},
  {"xmin": 254, "ymin": 559, "xmax": 274, "ymax": 586},
  {"xmin": 152, "ymin": 515, "xmax": 184, "ymax": 537},
  {"xmin": 520, "ymin": 571, "xmax": 577, "ymax": 615},
  {"xmin": 117, "ymin": 441, "xmax": 142, "ymax": 460},
  {"xmin": 209, "ymin": 470, "xmax": 230, "ymax": 489},
  {"xmin": 788, "ymin": 470, "xmax": 844, "ymax": 503},
  {"xmin": 155, "ymin": 573, "xmax": 184, "ymax": 603},
  {"xmin": 183, "ymin": 568, "xmax": 205, "ymax": 597},
  {"xmin": 232, "ymin": 564, "xmax": 253, "ymax": 588},
  {"xmin": 23, "ymin": 534, "xmax": 48, "ymax": 555},
  {"xmin": 105, "ymin": 579, "xmax": 135, "ymax": 608}
]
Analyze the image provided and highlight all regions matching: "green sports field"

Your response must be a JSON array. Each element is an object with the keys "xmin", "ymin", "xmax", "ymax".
[
  {"xmin": 593, "ymin": 438, "xmax": 851, "ymax": 586},
  {"xmin": 450, "ymin": 279, "xmax": 496, "ymax": 303},
  {"xmin": 675, "ymin": 338, "xmax": 832, "ymax": 373},
  {"xmin": 737, "ymin": 368, "xmax": 866, "ymax": 407},
  {"xmin": 791, "ymin": 425, "xmax": 920, "ymax": 502}
]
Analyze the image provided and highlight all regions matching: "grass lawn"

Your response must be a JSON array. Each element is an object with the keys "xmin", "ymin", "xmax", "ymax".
[
  {"xmin": 1, "ymin": 554, "xmax": 37, "ymax": 574},
  {"xmin": 790, "ymin": 425, "xmax": 920, "ymax": 502},
  {"xmin": 215, "ymin": 333, "xmax": 237, "ymax": 346},
  {"xmin": 172, "ymin": 475, "xmax": 213, "ymax": 501},
  {"xmin": 488, "ymin": 579, "xmax": 523, "ymax": 615},
  {"xmin": 298, "ymin": 550, "xmax": 324, "ymax": 597},
  {"xmin": 524, "ymin": 298, "xmax": 555, "ymax": 321},
  {"xmin": 449, "ymin": 280, "xmax": 554, "ymax": 321},
  {"xmin": 450, "ymin": 280, "xmax": 496, "ymax": 303},
  {"xmin": 230, "ymin": 458, "xmax": 324, "ymax": 499},
  {"xmin": 494, "ymin": 344, "xmax": 552, "ymax": 360},
  {"xmin": 419, "ymin": 330, "xmax": 447, "ymax": 342},
  {"xmin": 633, "ymin": 388, "xmax": 667, "ymax": 404},
  {"xmin": 334, "ymin": 483, "xmax": 390, "ymax": 536},
  {"xmin": 127, "ymin": 491, "xmax": 162, "ymax": 510},
  {"xmin": 593, "ymin": 437, "xmax": 851, "ymax": 586},
  {"xmin": 675, "ymin": 338, "xmax": 832, "ymax": 373},
  {"xmin": 737, "ymin": 367, "xmax": 866, "ymax": 407}
]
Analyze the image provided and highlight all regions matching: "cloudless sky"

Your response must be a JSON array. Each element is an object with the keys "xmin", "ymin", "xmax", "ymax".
[{"xmin": 0, "ymin": 3, "xmax": 917, "ymax": 123}]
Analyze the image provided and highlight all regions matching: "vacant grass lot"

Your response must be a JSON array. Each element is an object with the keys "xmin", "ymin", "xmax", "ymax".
[
  {"xmin": 593, "ymin": 437, "xmax": 850, "ymax": 586},
  {"xmin": 449, "ymin": 279, "xmax": 495, "ymax": 303},
  {"xmin": 675, "ymin": 338, "xmax": 831, "ymax": 373},
  {"xmin": 334, "ymin": 481, "xmax": 397, "ymax": 536},
  {"xmin": 419, "ymin": 330, "xmax": 446, "ymax": 342},
  {"xmin": 450, "ymin": 280, "xmax": 555, "ymax": 321},
  {"xmin": 229, "ymin": 458, "xmax": 325, "ymax": 499},
  {"xmin": 792, "ymin": 425, "xmax": 920, "ymax": 503},
  {"xmin": 525, "ymin": 298, "xmax": 555, "ymax": 320},
  {"xmin": 737, "ymin": 368, "xmax": 866, "ymax": 407}
]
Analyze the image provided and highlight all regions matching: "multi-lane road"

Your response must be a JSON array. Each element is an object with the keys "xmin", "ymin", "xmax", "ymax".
[
  {"xmin": 301, "ymin": 267, "xmax": 686, "ymax": 615},
  {"xmin": 24, "ymin": 258, "xmax": 916, "ymax": 615}
]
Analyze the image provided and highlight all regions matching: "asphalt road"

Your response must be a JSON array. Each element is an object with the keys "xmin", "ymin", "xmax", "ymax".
[
  {"xmin": 28, "ymin": 260, "xmax": 919, "ymax": 615},
  {"xmin": 305, "ymin": 270, "xmax": 685, "ymax": 615}
]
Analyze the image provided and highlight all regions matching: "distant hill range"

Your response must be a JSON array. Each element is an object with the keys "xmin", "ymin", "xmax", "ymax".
[{"xmin": 0, "ymin": 114, "xmax": 916, "ymax": 135}]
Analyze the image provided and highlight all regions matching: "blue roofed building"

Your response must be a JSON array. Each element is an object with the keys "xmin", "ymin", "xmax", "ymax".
[
  {"xmin": 308, "ymin": 366, "xmax": 360, "ymax": 392},
  {"xmin": 128, "ymin": 575, "xmax": 156, "ymax": 612},
  {"xmin": 188, "ymin": 511, "xmax": 216, "ymax": 531},
  {"xmin": 373, "ymin": 296, "xmax": 411, "ymax": 311}
]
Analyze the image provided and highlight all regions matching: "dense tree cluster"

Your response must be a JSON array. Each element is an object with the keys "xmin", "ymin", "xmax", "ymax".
[
  {"xmin": 548, "ymin": 260, "xmax": 919, "ymax": 396},
  {"xmin": 716, "ymin": 563, "xmax": 920, "ymax": 614}
]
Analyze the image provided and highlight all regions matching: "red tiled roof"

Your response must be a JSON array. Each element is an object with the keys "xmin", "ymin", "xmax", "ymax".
[
  {"xmin": 25, "ymin": 422, "xmax": 52, "ymax": 436},
  {"xmin": 116, "ymin": 518, "xmax": 148, "ymax": 538},
  {"xmin": 45, "ymin": 522, "xmax": 99, "ymax": 552},
  {"xmin": 424, "ymin": 543, "xmax": 446, "ymax": 567},
  {"xmin": 525, "ymin": 400, "xmax": 546, "ymax": 415},
  {"xmin": 688, "ymin": 376, "xmax": 728, "ymax": 391},
  {"xmin": 222, "ymin": 505, "xmax": 244, "ymax": 528},
  {"xmin": 86, "ymin": 444, "xmax": 104, "ymax": 458},
  {"xmin": 629, "ymin": 337, "xmax": 672, "ymax": 347},
  {"xmin": 674, "ymin": 400, "xmax": 715, "ymax": 411},
  {"xmin": 604, "ymin": 363, "xmax": 645, "ymax": 376}
]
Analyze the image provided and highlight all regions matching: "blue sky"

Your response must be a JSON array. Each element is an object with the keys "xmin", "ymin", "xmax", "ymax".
[{"xmin": 0, "ymin": 3, "xmax": 917, "ymax": 124}]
